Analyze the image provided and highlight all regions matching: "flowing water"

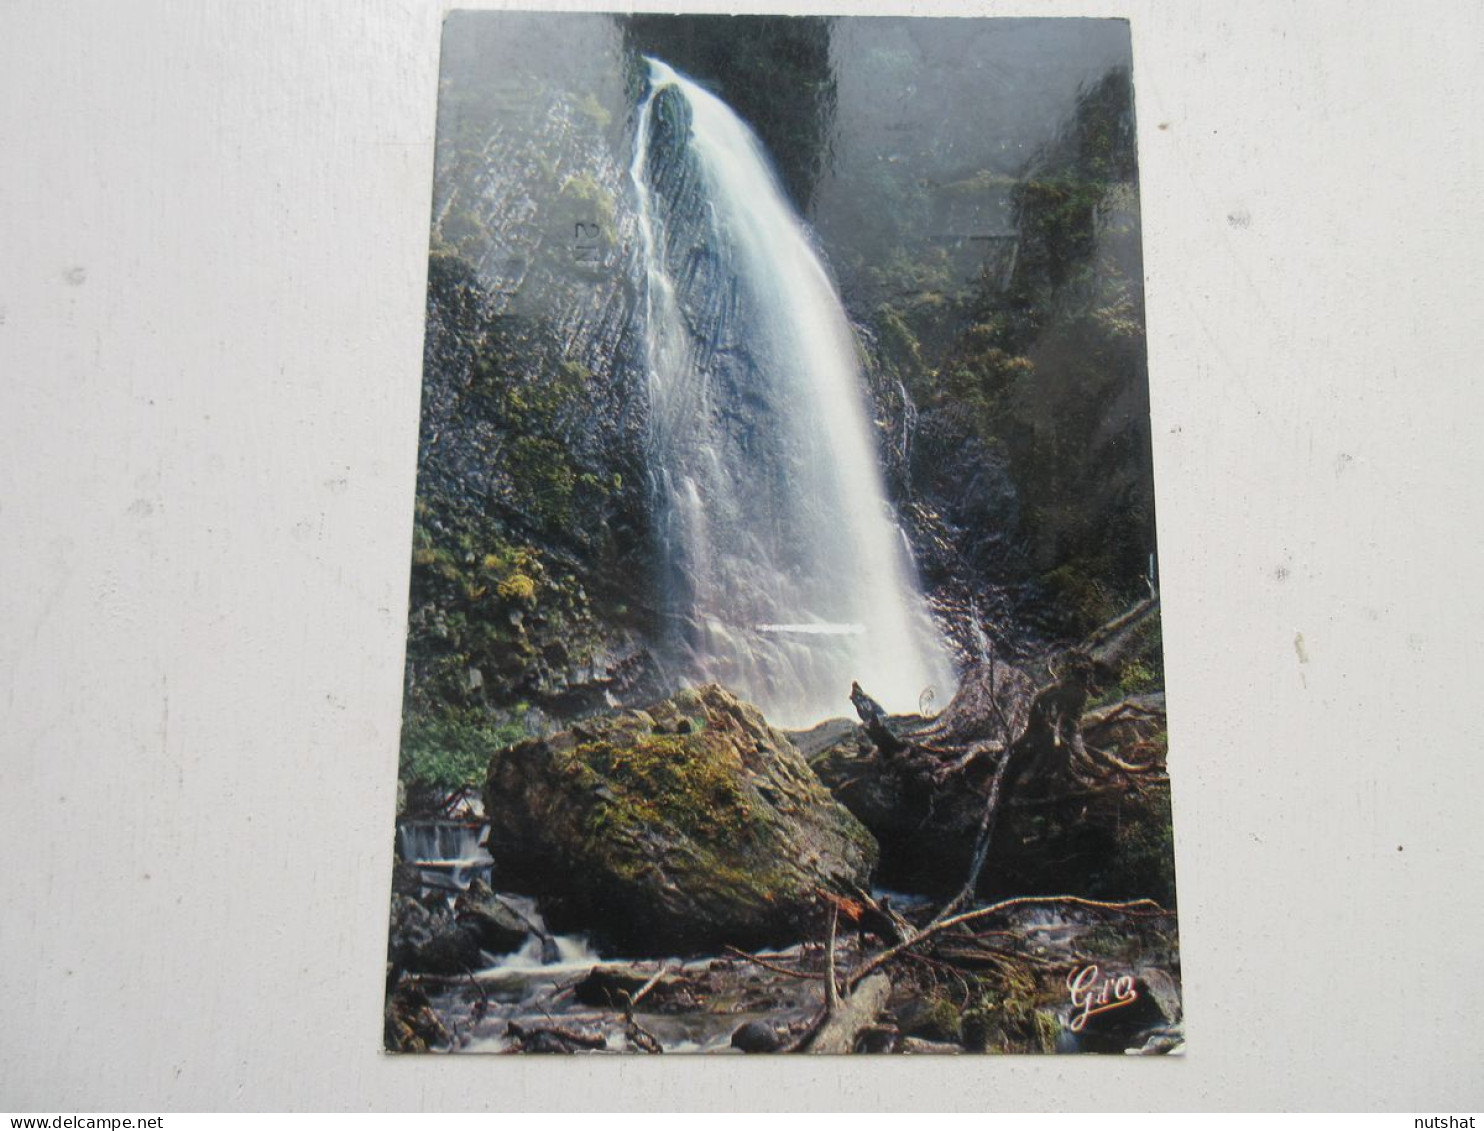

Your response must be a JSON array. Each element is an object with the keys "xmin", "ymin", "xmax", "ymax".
[
  {"xmin": 397, "ymin": 820, "xmax": 493, "ymax": 892},
  {"xmin": 631, "ymin": 58, "xmax": 957, "ymax": 727}
]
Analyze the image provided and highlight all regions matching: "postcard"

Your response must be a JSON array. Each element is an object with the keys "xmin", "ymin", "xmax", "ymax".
[{"xmin": 385, "ymin": 11, "xmax": 1179, "ymax": 1055}]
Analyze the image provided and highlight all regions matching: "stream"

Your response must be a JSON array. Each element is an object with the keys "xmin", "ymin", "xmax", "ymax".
[{"xmin": 394, "ymin": 817, "xmax": 1182, "ymax": 1055}]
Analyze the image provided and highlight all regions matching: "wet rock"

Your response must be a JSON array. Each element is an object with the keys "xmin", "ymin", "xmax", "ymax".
[
  {"xmin": 506, "ymin": 1020, "xmax": 607, "ymax": 1054},
  {"xmin": 1127, "ymin": 1029, "xmax": 1183, "ymax": 1055},
  {"xmin": 572, "ymin": 965, "xmax": 690, "ymax": 1011},
  {"xmin": 1134, "ymin": 968, "xmax": 1182, "ymax": 1025},
  {"xmin": 730, "ymin": 1019, "xmax": 783, "ymax": 1053},
  {"xmin": 856, "ymin": 1025, "xmax": 899, "ymax": 1054},
  {"xmin": 787, "ymin": 717, "xmax": 862, "ymax": 761},
  {"xmin": 573, "ymin": 966, "xmax": 653, "ymax": 1008},
  {"xmin": 900, "ymin": 1036, "xmax": 964, "ymax": 1055},
  {"xmin": 453, "ymin": 879, "xmax": 532, "ymax": 955},
  {"xmin": 389, "ymin": 860, "xmax": 422, "ymax": 898},
  {"xmin": 386, "ymin": 891, "xmax": 447, "ymax": 973},
  {"xmin": 404, "ymin": 924, "xmax": 482, "ymax": 976},
  {"xmin": 484, "ymin": 684, "xmax": 878, "ymax": 954},
  {"xmin": 458, "ymin": 902, "xmax": 530, "ymax": 956}
]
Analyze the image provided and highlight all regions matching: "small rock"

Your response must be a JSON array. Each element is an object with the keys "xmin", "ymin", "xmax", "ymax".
[
  {"xmin": 457, "ymin": 902, "xmax": 530, "ymax": 955},
  {"xmin": 856, "ymin": 1024, "xmax": 899, "ymax": 1054},
  {"xmin": 1135, "ymin": 968, "xmax": 1182, "ymax": 1024},
  {"xmin": 900, "ymin": 1037, "xmax": 964, "ymax": 1055},
  {"xmin": 730, "ymin": 1020, "xmax": 782, "ymax": 1053}
]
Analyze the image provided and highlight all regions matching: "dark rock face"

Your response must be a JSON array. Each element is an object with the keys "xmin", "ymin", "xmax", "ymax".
[
  {"xmin": 388, "ymin": 879, "xmax": 534, "ymax": 977},
  {"xmin": 483, "ymin": 684, "xmax": 879, "ymax": 954},
  {"xmin": 408, "ymin": 926, "xmax": 484, "ymax": 976},
  {"xmin": 454, "ymin": 881, "xmax": 533, "ymax": 956},
  {"xmin": 387, "ymin": 891, "xmax": 480, "ymax": 977},
  {"xmin": 402, "ymin": 252, "xmax": 663, "ymax": 723}
]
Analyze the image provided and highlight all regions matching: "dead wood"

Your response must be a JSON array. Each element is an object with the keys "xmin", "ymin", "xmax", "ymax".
[
  {"xmin": 1083, "ymin": 594, "xmax": 1159, "ymax": 676},
  {"xmin": 619, "ymin": 968, "xmax": 670, "ymax": 1054},
  {"xmin": 801, "ymin": 973, "xmax": 893, "ymax": 1054},
  {"xmin": 505, "ymin": 1020, "xmax": 608, "ymax": 1052},
  {"xmin": 824, "ymin": 906, "xmax": 842, "ymax": 1013},
  {"xmin": 848, "ymin": 895, "xmax": 1171, "ymax": 991},
  {"xmin": 722, "ymin": 946, "xmax": 826, "ymax": 981}
]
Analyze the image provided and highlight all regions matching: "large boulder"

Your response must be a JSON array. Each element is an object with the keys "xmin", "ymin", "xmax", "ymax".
[{"xmin": 483, "ymin": 683, "xmax": 878, "ymax": 954}]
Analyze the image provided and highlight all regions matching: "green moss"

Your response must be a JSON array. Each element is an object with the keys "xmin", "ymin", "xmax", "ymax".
[
  {"xmin": 1087, "ymin": 612, "xmax": 1166, "ymax": 710},
  {"xmin": 496, "ymin": 573, "xmax": 536, "ymax": 602},
  {"xmin": 962, "ymin": 999, "xmax": 996, "ymax": 1052},
  {"xmin": 913, "ymin": 997, "xmax": 964, "ymax": 1043},
  {"xmin": 1040, "ymin": 560, "xmax": 1120, "ymax": 634},
  {"xmin": 564, "ymin": 734, "xmax": 758, "ymax": 843},
  {"xmin": 548, "ymin": 730, "xmax": 811, "ymax": 909},
  {"xmin": 1032, "ymin": 1009, "xmax": 1062, "ymax": 1054}
]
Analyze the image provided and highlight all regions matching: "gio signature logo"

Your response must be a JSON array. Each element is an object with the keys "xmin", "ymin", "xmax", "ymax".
[{"xmin": 1066, "ymin": 964, "xmax": 1139, "ymax": 1032}]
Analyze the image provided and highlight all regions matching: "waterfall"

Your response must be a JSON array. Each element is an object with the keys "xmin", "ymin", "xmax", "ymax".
[
  {"xmin": 630, "ymin": 58, "xmax": 956, "ymax": 728},
  {"xmin": 397, "ymin": 820, "xmax": 493, "ymax": 892}
]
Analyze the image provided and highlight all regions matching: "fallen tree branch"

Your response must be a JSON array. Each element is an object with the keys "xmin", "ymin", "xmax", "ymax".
[
  {"xmin": 625, "ymin": 1019, "xmax": 663, "ymax": 1054},
  {"xmin": 1081, "ymin": 742, "xmax": 1161, "ymax": 774},
  {"xmin": 824, "ymin": 906, "xmax": 842, "ymax": 1013},
  {"xmin": 950, "ymin": 747, "xmax": 1013, "ymax": 909},
  {"xmin": 619, "ymin": 966, "xmax": 670, "ymax": 1054},
  {"xmin": 723, "ymin": 946, "xmax": 825, "ymax": 981},
  {"xmin": 848, "ymin": 895, "xmax": 1172, "ymax": 991},
  {"xmin": 623, "ymin": 965, "xmax": 670, "ymax": 1013},
  {"xmin": 1083, "ymin": 595, "xmax": 1160, "ymax": 673},
  {"xmin": 505, "ymin": 1020, "xmax": 607, "ymax": 1052}
]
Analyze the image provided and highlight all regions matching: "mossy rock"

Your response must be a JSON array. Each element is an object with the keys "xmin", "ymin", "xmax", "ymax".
[
  {"xmin": 895, "ymin": 995, "xmax": 965, "ymax": 1044},
  {"xmin": 484, "ymin": 684, "xmax": 878, "ymax": 954}
]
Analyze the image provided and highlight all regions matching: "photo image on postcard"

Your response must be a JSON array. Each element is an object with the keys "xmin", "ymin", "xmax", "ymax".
[{"xmin": 385, "ymin": 11, "xmax": 1181, "ymax": 1055}]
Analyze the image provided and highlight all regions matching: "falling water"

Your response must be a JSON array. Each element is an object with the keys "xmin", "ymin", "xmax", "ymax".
[
  {"xmin": 631, "ymin": 58, "xmax": 956, "ymax": 727},
  {"xmin": 397, "ymin": 820, "xmax": 493, "ymax": 892}
]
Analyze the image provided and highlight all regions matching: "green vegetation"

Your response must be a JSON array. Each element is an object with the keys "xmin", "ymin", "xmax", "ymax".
[
  {"xmin": 859, "ymin": 67, "xmax": 1157, "ymax": 641},
  {"xmin": 400, "ymin": 709, "xmax": 532, "ymax": 791},
  {"xmin": 1089, "ymin": 611, "xmax": 1165, "ymax": 708},
  {"xmin": 399, "ymin": 252, "xmax": 650, "ymax": 792},
  {"xmin": 1107, "ymin": 780, "xmax": 1178, "ymax": 910}
]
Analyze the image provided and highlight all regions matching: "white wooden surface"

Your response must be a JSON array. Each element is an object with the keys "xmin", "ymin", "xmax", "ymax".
[{"xmin": 2, "ymin": 0, "xmax": 1481, "ymax": 1112}]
